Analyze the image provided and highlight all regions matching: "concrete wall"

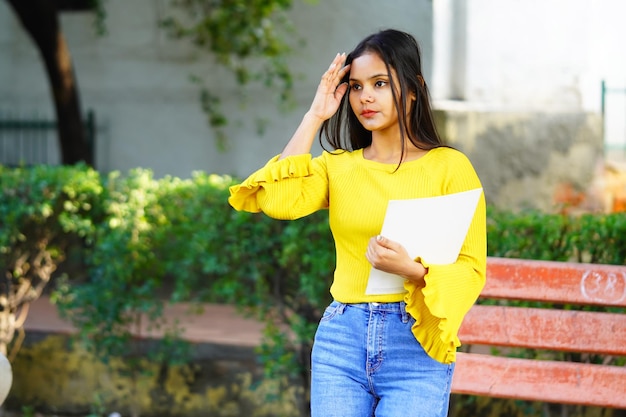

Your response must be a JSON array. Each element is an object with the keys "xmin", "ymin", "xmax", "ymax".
[
  {"xmin": 431, "ymin": 0, "xmax": 625, "ymax": 211},
  {"xmin": 436, "ymin": 108, "xmax": 603, "ymax": 211},
  {"xmin": 0, "ymin": 0, "xmax": 433, "ymax": 179},
  {"xmin": 433, "ymin": 0, "xmax": 626, "ymax": 113},
  {"xmin": 2, "ymin": 0, "xmax": 624, "ymax": 211}
]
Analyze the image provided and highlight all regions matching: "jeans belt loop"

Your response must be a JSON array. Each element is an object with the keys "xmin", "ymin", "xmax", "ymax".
[{"xmin": 400, "ymin": 301, "xmax": 409, "ymax": 323}]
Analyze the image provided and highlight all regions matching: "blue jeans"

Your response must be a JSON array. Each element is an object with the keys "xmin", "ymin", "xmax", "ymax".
[{"xmin": 310, "ymin": 301, "xmax": 454, "ymax": 417}]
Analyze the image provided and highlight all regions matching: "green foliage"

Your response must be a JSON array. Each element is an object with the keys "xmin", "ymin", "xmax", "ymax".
[
  {"xmin": 160, "ymin": 0, "xmax": 307, "ymax": 148},
  {"xmin": 153, "ymin": 171, "xmax": 284, "ymax": 306},
  {"xmin": 487, "ymin": 206, "xmax": 626, "ymax": 265},
  {"xmin": 575, "ymin": 212, "xmax": 626, "ymax": 264},
  {"xmin": 486, "ymin": 206, "xmax": 572, "ymax": 261},
  {"xmin": 0, "ymin": 163, "xmax": 102, "ymax": 248},
  {"xmin": 90, "ymin": 0, "xmax": 108, "ymax": 36},
  {"xmin": 3, "ymin": 164, "xmax": 626, "ymax": 416},
  {"xmin": 52, "ymin": 169, "xmax": 192, "ymax": 366},
  {"xmin": 85, "ymin": 0, "xmax": 311, "ymax": 149},
  {"xmin": 0, "ymin": 163, "xmax": 102, "ymax": 358}
]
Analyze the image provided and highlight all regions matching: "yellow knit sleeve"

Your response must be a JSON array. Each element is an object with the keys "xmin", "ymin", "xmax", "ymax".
[
  {"xmin": 403, "ymin": 151, "xmax": 487, "ymax": 364},
  {"xmin": 418, "ymin": 192, "xmax": 486, "ymax": 357},
  {"xmin": 228, "ymin": 153, "xmax": 329, "ymax": 220}
]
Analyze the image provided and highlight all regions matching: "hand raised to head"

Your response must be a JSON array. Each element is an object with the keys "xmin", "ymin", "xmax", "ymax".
[{"xmin": 308, "ymin": 53, "xmax": 351, "ymax": 121}]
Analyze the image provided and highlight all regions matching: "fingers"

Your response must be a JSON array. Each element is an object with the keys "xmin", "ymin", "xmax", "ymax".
[
  {"xmin": 366, "ymin": 235, "xmax": 393, "ymax": 265},
  {"xmin": 365, "ymin": 239, "xmax": 378, "ymax": 265},
  {"xmin": 366, "ymin": 235, "xmax": 408, "ymax": 263},
  {"xmin": 367, "ymin": 236, "xmax": 421, "ymax": 280},
  {"xmin": 321, "ymin": 53, "xmax": 349, "ymax": 88},
  {"xmin": 334, "ymin": 81, "xmax": 349, "ymax": 99},
  {"xmin": 375, "ymin": 235, "xmax": 397, "ymax": 250},
  {"xmin": 309, "ymin": 53, "xmax": 350, "ymax": 119},
  {"xmin": 327, "ymin": 52, "xmax": 346, "ymax": 73}
]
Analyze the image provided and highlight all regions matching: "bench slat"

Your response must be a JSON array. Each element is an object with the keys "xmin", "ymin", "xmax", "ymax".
[
  {"xmin": 459, "ymin": 304, "xmax": 626, "ymax": 356},
  {"xmin": 484, "ymin": 257, "xmax": 626, "ymax": 307},
  {"xmin": 452, "ymin": 353, "xmax": 626, "ymax": 408}
]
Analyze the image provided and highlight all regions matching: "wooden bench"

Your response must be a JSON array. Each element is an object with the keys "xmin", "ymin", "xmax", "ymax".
[{"xmin": 452, "ymin": 256, "xmax": 626, "ymax": 409}]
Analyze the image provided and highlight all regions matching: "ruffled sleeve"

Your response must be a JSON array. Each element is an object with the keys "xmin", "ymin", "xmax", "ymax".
[
  {"xmin": 228, "ymin": 153, "xmax": 329, "ymax": 220},
  {"xmin": 403, "ymin": 190, "xmax": 487, "ymax": 364}
]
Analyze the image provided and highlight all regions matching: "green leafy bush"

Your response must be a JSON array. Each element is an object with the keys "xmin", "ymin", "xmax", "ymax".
[
  {"xmin": 487, "ymin": 205, "xmax": 626, "ymax": 264},
  {"xmin": 2, "ymin": 164, "xmax": 625, "ymax": 416},
  {"xmin": 0, "ymin": 163, "xmax": 103, "ymax": 359}
]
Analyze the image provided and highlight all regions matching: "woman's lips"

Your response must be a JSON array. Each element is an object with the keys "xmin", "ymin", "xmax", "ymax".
[{"xmin": 361, "ymin": 110, "xmax": 377, "ymax": 117}]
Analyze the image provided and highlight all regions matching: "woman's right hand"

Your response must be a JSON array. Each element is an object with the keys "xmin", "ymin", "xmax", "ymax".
[
  {"xmin": 308, "ymin": 53, "xmax": 351, "ymax": 121},
  {"xmin": 277, "ymin": 53, "xmax": 351, "ymax": 159}
]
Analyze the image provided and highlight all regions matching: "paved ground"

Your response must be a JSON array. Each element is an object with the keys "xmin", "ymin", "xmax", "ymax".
[{"xmin": 23, "ymin": 296, "xmax": 265, "ymax": 347}]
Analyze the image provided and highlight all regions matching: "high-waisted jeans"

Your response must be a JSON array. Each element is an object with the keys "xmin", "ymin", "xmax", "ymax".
[{"xmin": 310, "ymin": 300, "xmax": 454, "ymax": 417}]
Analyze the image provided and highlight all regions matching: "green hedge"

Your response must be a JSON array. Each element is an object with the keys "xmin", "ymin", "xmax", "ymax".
[
  {"xmin": 2, "ymin": 164, "xmax": 625, "ymax": 415},
  {"xmin": 0, "ymin": 163, "xmax": 103, "ymax": 359},
  {"xmin": 487, "ymin": 205, "xmax": 626, "ymax": 264}
]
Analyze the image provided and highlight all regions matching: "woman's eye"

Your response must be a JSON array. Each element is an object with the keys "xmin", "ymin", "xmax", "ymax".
[
  {"xmin": 350, "ymin": 84, "xmax": 362, "ymax": 91},
  {"xmin": 375, "ymin": 80, "xmax": 388, "ymax": 88}
]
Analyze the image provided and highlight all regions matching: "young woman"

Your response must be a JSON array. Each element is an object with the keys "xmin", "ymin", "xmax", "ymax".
[{"xmin": 228, "ymin": 29, "xmax": 486, "ymax": 417}]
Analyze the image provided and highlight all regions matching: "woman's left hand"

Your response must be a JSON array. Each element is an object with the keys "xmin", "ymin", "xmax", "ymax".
[{"xmin": 366, "ymin": 235, "xmax": 427, "ymax": 284}]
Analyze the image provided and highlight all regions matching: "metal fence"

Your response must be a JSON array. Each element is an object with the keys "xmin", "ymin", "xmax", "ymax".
[
  {"xmin": 601, "ymin": 80, "xmax": 626, "ymax": 161},
  {"xmin": 0, "ymin": 110, "xmax": 95, "ymax": 166}
]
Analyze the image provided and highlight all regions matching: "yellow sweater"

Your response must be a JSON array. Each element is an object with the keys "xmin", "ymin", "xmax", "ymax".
[{"xmin": 228, "ymin": 147, "xmax": 486, "ymax": 364}]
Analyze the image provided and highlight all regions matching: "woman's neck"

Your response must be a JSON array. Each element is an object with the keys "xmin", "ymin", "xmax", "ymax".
[{"xmin": 364, "ymin": 136, "xmax": 428, "ymax": 164}]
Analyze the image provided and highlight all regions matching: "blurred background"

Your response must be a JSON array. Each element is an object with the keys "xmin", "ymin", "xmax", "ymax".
[
  {"xmin": 2, "ymin": 2, "xmax": 626, "ymax": 416},
  {"xmin": 1, "ymin": 0, "xmax": 625, "ymax": 212}
]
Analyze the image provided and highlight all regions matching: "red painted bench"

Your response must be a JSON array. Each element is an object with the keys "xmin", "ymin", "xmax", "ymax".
[{"xmin": 453, "ymin": 257, "xmax": 626, "ymax": 409}]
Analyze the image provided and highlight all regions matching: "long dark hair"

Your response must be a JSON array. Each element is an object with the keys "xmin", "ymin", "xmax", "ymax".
[{"xmin": 319, "ymin": 29, "xmax": 443, "ymax": 158}]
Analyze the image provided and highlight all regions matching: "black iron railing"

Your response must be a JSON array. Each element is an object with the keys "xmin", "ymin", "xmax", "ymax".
[{"xmin": 0, "ymin": 110, "xmax": 95, "ymax": 166}]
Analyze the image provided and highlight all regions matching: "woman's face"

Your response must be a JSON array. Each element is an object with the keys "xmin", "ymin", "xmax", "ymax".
[{"xmin": 348, "ymin": 52, "xmax": 405, "ymax": 135}]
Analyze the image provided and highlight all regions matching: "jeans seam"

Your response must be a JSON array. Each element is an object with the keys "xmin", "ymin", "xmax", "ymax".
[
  {"xmin": 320, "ymin": 301, "xmax": 345, "ymax": 322},
  {"xmin": 400, "ymin": 301, "xmax": 409, "ymax": 323}
]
